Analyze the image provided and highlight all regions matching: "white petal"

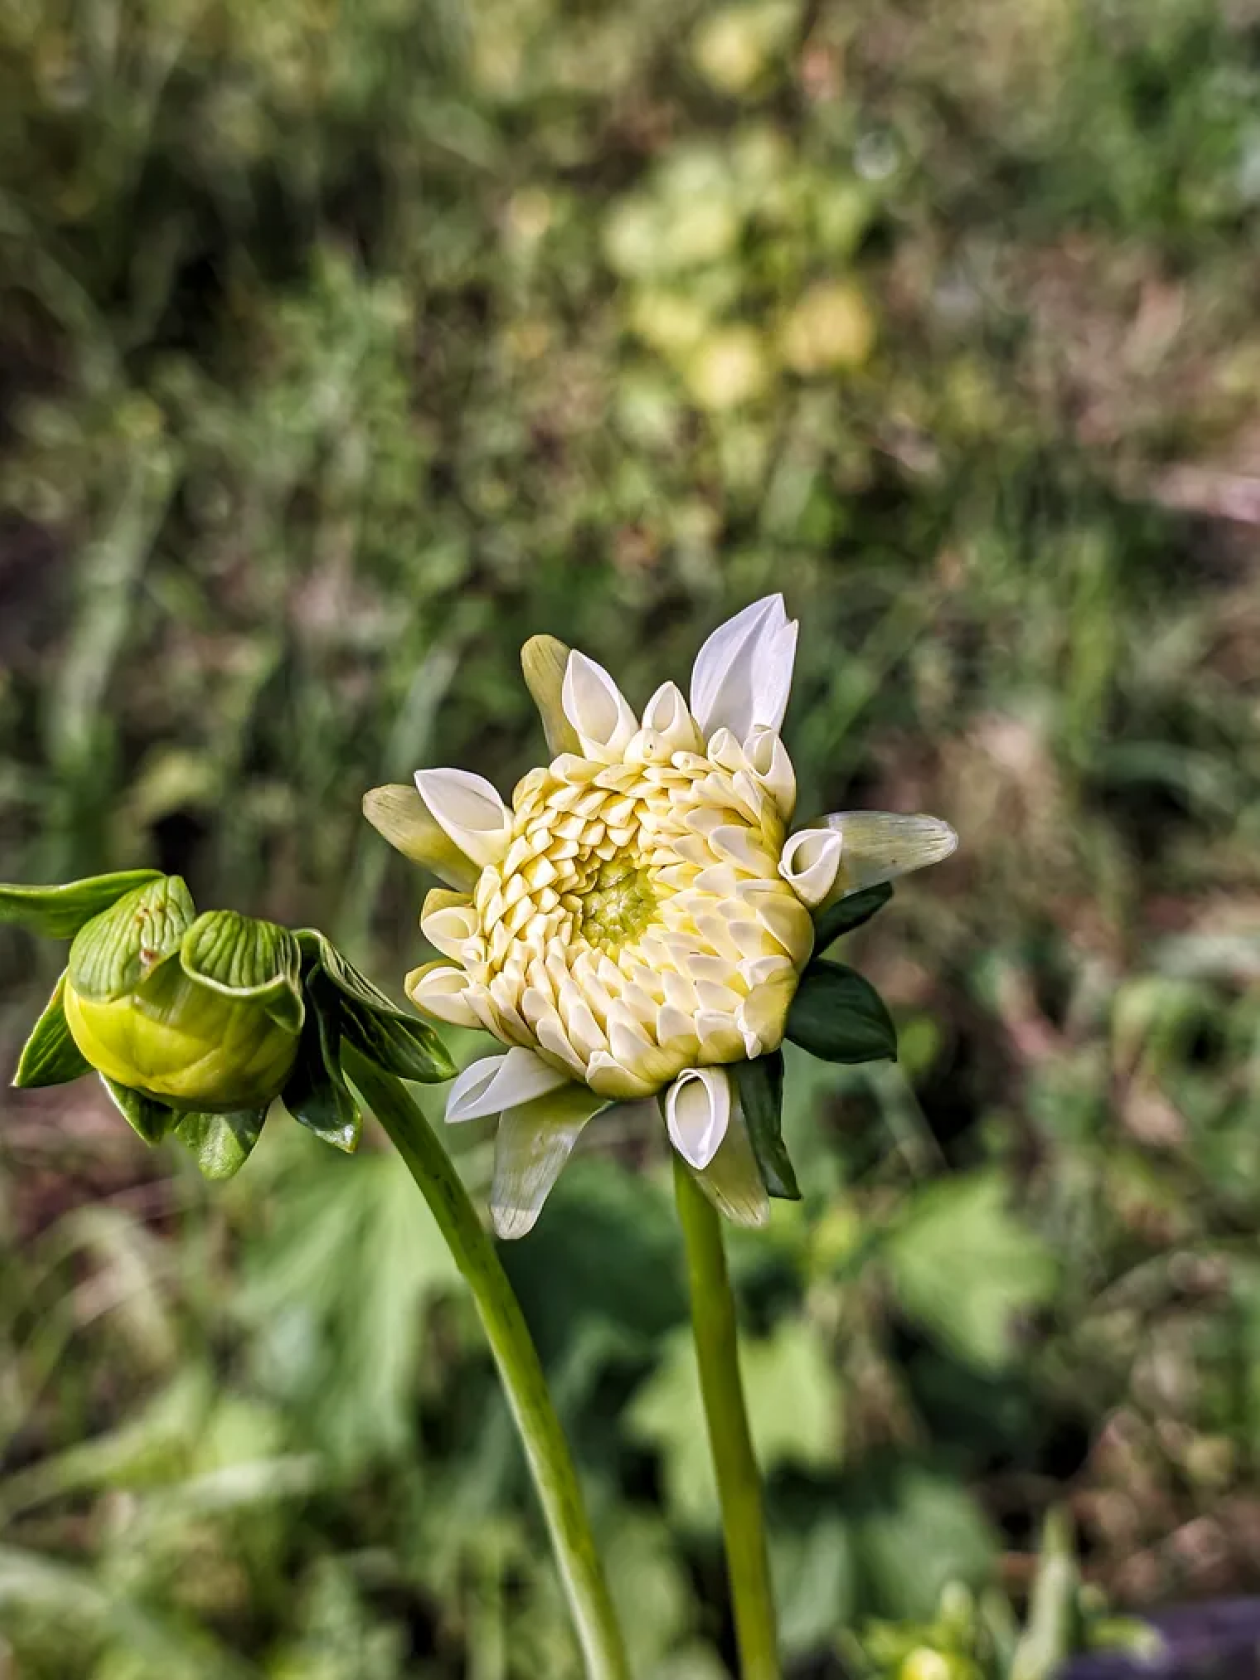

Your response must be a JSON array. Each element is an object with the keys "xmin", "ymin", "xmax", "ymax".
[
  {"xmin": 420, "ymin": 890, "xmax": 479, "ymax": 960},
  {"xmin": 561, "ymin": 651, "xmax": 638, "ymax": 762},
  {"xmin": 744, "ymin": 727, "xmax": 796, "ymax": 820},
  {"xmin": 664, "ymin": 1066, "xmax": 733, "ymax": 1170},
  {"xmin": 407, "ymin": 964, "xmax": 483, "ymax": 1029},
  {"xmin": 779, "ymin": 827, "xmax": 843, "ymax": 907},
  {"xmin": 624, "ymin": 681, "xmax": 702, "ymax": 762},
  {"xmin": 445, "ymin": 1047, "xmax": 571, "ymax": 1124},
  {"xmin": 414, "ymin": 768, "xmax": 512, "ymax": 871},
  {"xmin": 823, "ymin": 812, "xmax": 959, "ymax": 895},
  {"xmin": 489, "ymin": 1084, "xmax": 608, "ymax": 1240},
  {"xmin": 690, "ymin": 595, "xmax": 799, "ymax": 741}
]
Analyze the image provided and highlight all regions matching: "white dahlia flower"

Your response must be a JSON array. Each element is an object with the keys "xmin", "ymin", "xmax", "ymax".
[{"xmin": 365, "ymin": 597, "xmax": 955, "ymax": 1237}]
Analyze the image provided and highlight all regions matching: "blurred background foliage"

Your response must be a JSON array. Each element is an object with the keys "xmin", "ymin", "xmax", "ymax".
[{"xmin": 1, "ymin": 0, "xmax": 1260, "ymax": 1673}]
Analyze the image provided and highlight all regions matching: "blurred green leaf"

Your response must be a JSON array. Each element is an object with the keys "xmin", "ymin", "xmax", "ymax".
[{"xmin": 884, "ymin": 1173, "xmax": 1057, "ymax": 1371}]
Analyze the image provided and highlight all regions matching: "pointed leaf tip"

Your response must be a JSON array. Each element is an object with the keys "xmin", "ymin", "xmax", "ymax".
[
  {"xmin": 0, "ymin": 869, "xmax": 166, "ymax": 940},
  {"xmin": 785, "ymin": 960, "xmax": 897, "ymax": 1065}
]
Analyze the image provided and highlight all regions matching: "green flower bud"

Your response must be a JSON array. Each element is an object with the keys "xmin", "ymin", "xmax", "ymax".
[
  {"xmin": 62, "ymin": 882, "xmax": 304, "ymax": 1113},
  {"xmin": 4, "ymin": 868, "xmax": 455, "ymax": 1179}
]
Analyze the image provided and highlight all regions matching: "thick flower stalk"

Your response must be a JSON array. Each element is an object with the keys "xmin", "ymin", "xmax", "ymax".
[{"xmin": 366, "ymin": 595, "xmax": 957, "ymax": 1237}]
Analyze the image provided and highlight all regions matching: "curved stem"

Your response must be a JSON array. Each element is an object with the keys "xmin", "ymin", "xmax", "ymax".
[
  {"xmin": 673, "ymin": 1155, "xmax": 781, "ymax": 1680},
  {"xmin": 346, "ymin": 1050, "xmax": 630, "ymax": 1680}
]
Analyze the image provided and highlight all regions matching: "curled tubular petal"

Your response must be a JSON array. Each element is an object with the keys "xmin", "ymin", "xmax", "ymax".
[
  {"xmin": 407, "ymin": 962, "xmax": 483, "ymax": 1028},
  {"xmin": 665, "ymin": 1065, "xmax": 733, "ymax": 1169},
  {"xmin": 778, "ymin": 827, "xmax": 843, "ymax": 907},
  {"xmin": 414, "ymin": 768, "xmax": 513, "ymax": 872},
  {"xmin": 744, "ymin": 727, "xmax": 796, "ymax": 820},
  {"xmin": 562, "ymin": 651, "xmax": 639, "ymax": 762}
]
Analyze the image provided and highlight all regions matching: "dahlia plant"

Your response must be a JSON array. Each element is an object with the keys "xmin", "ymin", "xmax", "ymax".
[{"xmin": 367, "ymin": 595, "xmax": 956, "ymax": 1238}]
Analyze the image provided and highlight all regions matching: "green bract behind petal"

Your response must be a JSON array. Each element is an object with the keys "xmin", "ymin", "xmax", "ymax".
[{"xmin": 13, "ymin": 974, "xmax": 92, "ymax": 1089}]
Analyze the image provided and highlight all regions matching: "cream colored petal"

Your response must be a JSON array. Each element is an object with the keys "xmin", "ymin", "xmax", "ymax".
[
  {"xmin": 521, "ymin": 634, "xmax": 582, "ymax": 757},
  {"xmin": 708, "ymin": 825, "xmax": 778, "ymax": 878},
  {"xmin": 489, "ymin": 1083, "xmax": 608, "ymax": 1239},
  {"xmin": 744, "ymin": 726, "xmax": 796, "ymax": 820},
  {"xmin": 639, "ymin": 682, "xmax": 703, "ymax": 755},
  {"xmin": 362, "ymin": 784, "xmax": 480, "ymax": 891},
  {"xmin": 414, "ymin": 768, "xmax": 513, "ymax": 872},
  {"xmin": 561, "ymin": 651, "xmax": 638, "ymax": 762},
  {"xmin": 690, "ymin": 1110, "xmax": 771, "ymax": 1228},
  {"xmin": 420, "ymin": 888, "xmax": 479, "ymax": 960},
  {"xmin": 822, "ymin": 811, "xmax": 959, "ymax": 896},
  {"xmin": 745, "ymin": 887, "xmax": 815, "ymax": 965},
  {"xmin": 664, "ymin": 1065, "xmax": 733, "ymax": 1169},
  {"xmin": 779, "ymin": 827, "xmax": 843, "ymax": 907},
  {"xmin": 586, "ymin": 1051, "xmax": 658, "ymax": 1101},
  {"xmin": 445, "ymin": 1047, "xmax": 572, "ymax": 1124},
  {"xmin": 690, "ymin": 595, "xmax": 799, "ymax": 741},
  {"xmin": 406, "ymin": 963, "xmax": 483, "ymax": 1029}
]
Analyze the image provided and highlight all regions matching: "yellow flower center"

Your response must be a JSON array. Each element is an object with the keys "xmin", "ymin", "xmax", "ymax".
[{"xmin": 415, "ymin": 747, "xmax": 817, "ymax": 1101}]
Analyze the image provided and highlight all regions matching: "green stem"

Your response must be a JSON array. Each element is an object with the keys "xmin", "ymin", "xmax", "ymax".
[
  {"xmin": 346, "ymin": 1050, "xmax": 630, "ymax": 1680},
  {"xmin": 673, "ymin": 1155, "xmax": 781, "ymax": 1680}
]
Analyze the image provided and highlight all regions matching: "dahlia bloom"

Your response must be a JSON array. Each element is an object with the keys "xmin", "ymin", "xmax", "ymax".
[{"xmin": 366, "ymin": 597, "xmax": 955, "ymax": 1236}]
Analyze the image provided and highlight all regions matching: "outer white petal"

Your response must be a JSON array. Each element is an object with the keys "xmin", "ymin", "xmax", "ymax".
[
  {"xmin": 744, "ymin": 726, "xmax": 796, "ymax": 819},
  {"xmin": 823, "ymin": 812, "xmax": 959, "ymax": 895},
  {"xmin": 414, "ymin": 768, "xmax": 513, "ymax": 872},
  {"xmin": 445, "ymin": 1047, "xmax": 572, "ymax": 1124},
  {"xmin": 778, "ymin": 827, "xmax": 843, "ymax": 907},
  {"xmin": 561, "ymin": 651, "xmax": 638, "ymax": 762},
  {"xmin": 489, "ymin": 1084, "xmax": 609, "ymax": 1240},
  {"xmin": 690, "ymin": 595, "xmax": 799, "ymax": 742},
  {"xmin": 664, "ymin": 1065, "xmax": 733, "ymax": 1170}
]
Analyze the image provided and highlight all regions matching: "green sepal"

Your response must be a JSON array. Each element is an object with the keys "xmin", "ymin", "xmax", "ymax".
[
  {"xmin": 280, "ymin": 982, "xmax": 362, "ymax": 1152},
  {"xmin": 731, "ymin": 1052, "xmax": 800, "ymax": 1201},
  {"xmin": 13, "ymin": 973, "xmax": 93, "ymax": 1089},
  {"xmin": 173, "ymin": 1107, "xmax": 268, "ymax": 1180},
  {"xmin": 785, "ymin": 960, "xmax": 898, "ymax": 1064},
  {"xmin": 68, "ymin": 876, "xmax": 197, "ymax": 1002},
  {"xmin": 180, "ymin": 910, "xmax": 305, "ymax": 1034},
  {"xmin": 299, "ymin": 930, "xmax": 455, "ymax": 1084},
  {"xmin": 0, "ymin": 870, "xmax": 164, "ymax": 940},
  {"xmin": 100, "ymin": 1076, "xmax": 179, "ymax": 1145},
  {"xmin": 812, "ymin": 882, "xmax": 893, "ymax": 951}
]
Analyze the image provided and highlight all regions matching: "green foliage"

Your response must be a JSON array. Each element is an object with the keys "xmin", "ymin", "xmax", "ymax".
[
  {"xmin": 12, "ymin": 974, "xmax": 92, "ymax": 1088},
  {"xmin": 883, "ymin": 1173, "xmax": 1058, "ymax": 1372}
]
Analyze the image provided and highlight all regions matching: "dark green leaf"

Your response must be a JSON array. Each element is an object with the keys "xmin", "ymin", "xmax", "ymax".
[
  {"xmin": 180, "ymin": 909, "xmax": 305, "ymax": 1033},
  {"xmin": 173, "ymin": 1107, "xmax": 268, "ymax": 1180},
  {"xmin": 281, "ymin": 985, "xmax": 362, "ymax": 1152},
  {"xmin": 13, "ymin": 973, "xmax": 93, "ymax": 1089},
  {"xmin": 731, "ymin": 1052, "xmax": 800, "ymax": 1200},
  {"xmin": 336, "ymin": 994, "xmax": 456, "ymax": 1084},
  {"xmin": 785, "ymin": 960, "xmax": 897, "ymax": 1064},
  {"xmin": 68, "ymin": 877, "xmax": 197, "ymax": 1002},
  {"xmin": 812, "ymin": 882, "xmax": 894, "ymax": 951},
  {"xmin": 0, "ymin": 869, "xmax": 165, "ymax": 940},
  {"xmin": 100, "ymin": 1076, "xmax": 178, "ymax": 1145}
]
